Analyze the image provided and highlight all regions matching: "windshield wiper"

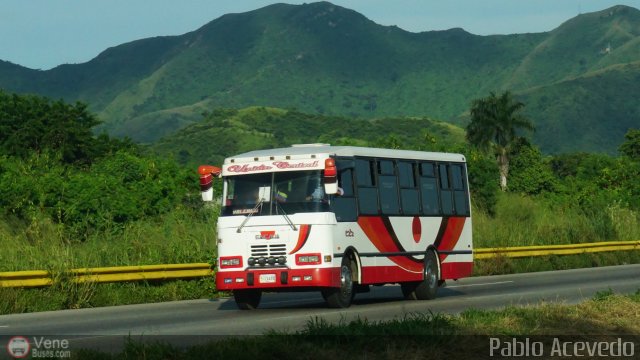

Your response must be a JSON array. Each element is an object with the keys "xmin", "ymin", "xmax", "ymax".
[
  {"xmin": 276, "ymin": 201, "xmax": 297, "ymax": 231},
  {"xmin": 236, "ymin": 199, "xmax": 264, "ymax": 233}
]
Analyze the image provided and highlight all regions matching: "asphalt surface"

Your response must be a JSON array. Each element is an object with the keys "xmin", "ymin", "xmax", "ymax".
[{"xmin": 1, "ymin": 264, "xmax": 639, "ymax": 353}]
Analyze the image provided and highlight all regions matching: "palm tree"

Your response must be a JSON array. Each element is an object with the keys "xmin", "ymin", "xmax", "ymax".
[{"xmin": 466, "ymin": 91, "xmax": 535, "ymax": 191}]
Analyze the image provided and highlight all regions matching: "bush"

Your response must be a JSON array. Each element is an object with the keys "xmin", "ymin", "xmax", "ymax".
[
  {"xmin": 0, "ymin": 150, "xmax": 199, "ymax": 239},
  {"xmin": 508, "ymin": 139, "xmax": 557, "ymax": 195},
  {"xmin": 466, "ymin": 149, "xmax": 499, "ymax": 216}
]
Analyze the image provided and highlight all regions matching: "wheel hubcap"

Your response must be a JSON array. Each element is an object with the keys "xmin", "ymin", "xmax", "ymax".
[
  {"xmin": 426, "ymin": 262, "xmax": 436, "ymax": 288},
  {"xmin": 340, "ymin": 265, "xmax": 352, "ymax": 297}
]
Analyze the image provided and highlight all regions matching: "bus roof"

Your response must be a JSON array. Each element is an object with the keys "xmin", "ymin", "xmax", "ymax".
[{"xmin": 224, "ymin": 144, "xmax": 466, "ymax": 164}]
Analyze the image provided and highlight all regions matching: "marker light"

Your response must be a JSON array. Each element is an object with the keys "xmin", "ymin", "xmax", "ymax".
[
  {"xmin": 200, "ymin": 173, "xmax": 213, "ymax": 202},
  {"xmin": 324, "ymin": 158, "xmax": 337, "ymax": 178},
  {"xmin": 198, "ymin": 165, "xmax": 221, "ymax": 202},
  {"xmin": 198, "ymin": 165, "xmax": 221, "ymax": 176},
  {"xmin": 323, "ymin": 158, "xmax": 339, "ymax": 194}
]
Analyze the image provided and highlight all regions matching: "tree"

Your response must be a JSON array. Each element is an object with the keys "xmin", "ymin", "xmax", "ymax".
[
  {"xmin": 377, "ymin": 134, "xmax": 402, "ymax": 149},
  {"xmin": 508, "ymin": 138, "xmax": 557, "ymax": 195},
  {"xmin": 619, "ymin": 128, "xmax": 640, "ymax": 159},
  {"xmin": 466, "ymin": 91, "xmax": 535, "ymax": 191},
  {"xmin": 0, "ymin": 90, "xmax": 100, "ymax": 164}
]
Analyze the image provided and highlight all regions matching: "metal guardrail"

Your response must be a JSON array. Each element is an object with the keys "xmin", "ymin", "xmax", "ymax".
[
  {"xmin": 474, "ymin": 240, "xmax": 640, "ymax": 259},
  {"xmin": 1, "ymin": 240, "xmax": 638, "ymax": 288},
  {"xmin": 0, "ymin": 263, "xmax": 211, "ymax": 288}
]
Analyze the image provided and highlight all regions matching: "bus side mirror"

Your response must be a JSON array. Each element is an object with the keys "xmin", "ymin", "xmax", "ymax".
[
  {"xmin": 198, "ymin": 165, "xmax": 221, "ymax": 202},
  {"xmin": 200, "ymin": 173, "xmax": 214, "ymax": 201},
  {"xmin": 323, "ymin": 158, "xmax": 338, "ymax": 195},
  {"xmin": 324, "ymin": 182, "xmax": 338, "ymax": 195}
]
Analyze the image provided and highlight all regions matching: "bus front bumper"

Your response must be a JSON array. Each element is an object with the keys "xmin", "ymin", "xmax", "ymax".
[{"xmin": 216, "ymin": 267, "xmax": 340, "ymax": 290}]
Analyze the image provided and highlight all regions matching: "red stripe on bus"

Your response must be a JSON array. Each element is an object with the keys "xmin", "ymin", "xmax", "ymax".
[
  {"xmin": 357, "ymin": 217, "xmax": 423, "ymax": 272},
  {"xmin": 289, "ymin": 224, "xmax": 311, "ymax": 255},
  {"xmin": 437, "ymin": 217, "xmax": 466, "ymax": 262}
]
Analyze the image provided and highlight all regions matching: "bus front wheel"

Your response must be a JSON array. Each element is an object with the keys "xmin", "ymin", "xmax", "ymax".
[
  {"xmin": 322, "ymin": 257, "xmax": 354, "ymax": 308},
  {"xmin": 233, "ymin": 289, "xmax": 262, "ymax": 310},
  {"xmin": 401, "ymin": 250, "xmax": 439, "ymax": 300}
]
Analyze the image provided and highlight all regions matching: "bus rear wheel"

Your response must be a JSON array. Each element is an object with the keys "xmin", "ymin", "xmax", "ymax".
[
  {"xmin": 401, "ymin": 250, "xmax": 439, "ymax": 300},
  {"xmin": 322, "ymin": 257, "xmax": 354, "ymax": 308},
  {"xmin": 233, "ymin": 289, "xmax": 262, "ymax": 310}
]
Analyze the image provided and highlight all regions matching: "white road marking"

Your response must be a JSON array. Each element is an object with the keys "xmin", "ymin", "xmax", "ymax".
[
  {"xmin": 447, "ymin": 280, "xmax": 514, "ymax": 288},
  {"xmin": 0, "ymin": 325, "xmax": 9, "ymax": 328}
]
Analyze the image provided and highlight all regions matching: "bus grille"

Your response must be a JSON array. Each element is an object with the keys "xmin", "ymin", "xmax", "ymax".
[{"xmin": 250, "ymin": 244, "xmax": 287, "ymax": 257}]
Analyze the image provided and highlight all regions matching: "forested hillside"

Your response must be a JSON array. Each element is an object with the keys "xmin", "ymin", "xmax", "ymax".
[
  {"xmin": 151, "ymin": 107, "xmax": 465, "ymax": 166},
  {"xmin": 1, "ymin": 2, "xmax": 639, "ymax": 154}
]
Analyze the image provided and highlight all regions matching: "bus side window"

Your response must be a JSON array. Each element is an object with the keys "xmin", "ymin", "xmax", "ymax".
[
  {"xmin": 355, "ymin": 158, "xmax": 374, "ymax": 187},
  {"xmin": 439, "ymin": 163, "xmax": 454, "ymax": 215},
  {"xmin": 337, "ymin": 161, "xmax": 354, "ymax": 196},
  {"xmin": 451, "ymin": 164, "xmax": 470, "ymax": 216},
  {"xmin": 224, "ymin": 179, "xmax": 235, "ymax": 205},
  {"xmin": 419, "ymin": 162, "xmax": 440, "ymax": 215},
  {"xmin": 333, "ymin": 160, "xmax": 357, "ymax": 222},
  {"xmin": 378, "ymin": 160, "xmax": 399, "ymax": 215},
  {"xmin": 398, "ymin": 161, "xmax": 419, "ymax": 215},
  {"xmin": 355, "ymin": 158, "xmax": 378, "ymax": 215}
]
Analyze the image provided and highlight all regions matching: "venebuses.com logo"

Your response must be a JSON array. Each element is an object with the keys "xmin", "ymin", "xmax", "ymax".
[
  {"xmin": 6, "ymin": 336, "xmax": 30, "ymax": 359},
  {"xmin": 5, "ymin": 335, "xmax": 71, "ymax": 359}
]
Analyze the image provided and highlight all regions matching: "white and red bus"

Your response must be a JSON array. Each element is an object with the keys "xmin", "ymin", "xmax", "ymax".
[{"xmin": 199, "ymin": 144, "xmax": 473, "ymax": 309}]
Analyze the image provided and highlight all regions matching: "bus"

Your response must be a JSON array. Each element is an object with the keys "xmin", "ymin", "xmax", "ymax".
[{"xmin": 199, "ymin": 144, "xmax": 473, "ymax": 309}]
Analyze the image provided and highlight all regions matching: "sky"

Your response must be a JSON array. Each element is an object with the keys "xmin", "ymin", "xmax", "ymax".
[{"xmin": 2, "ymin": 0, "xmax": 639, "ymax": 70}]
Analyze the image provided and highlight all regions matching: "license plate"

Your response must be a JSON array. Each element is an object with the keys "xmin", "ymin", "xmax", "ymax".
[{"xmin": 259, "ymin": 274, "xmax": 276, "ymax": 283}]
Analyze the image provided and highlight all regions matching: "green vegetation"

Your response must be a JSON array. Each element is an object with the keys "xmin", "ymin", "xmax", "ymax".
[
  {"xmin": 0, "ymin": 91, "xmax": 217, "ymax": 312},
  {"xmin": 1, "ymin": 90, "xmax": 639, "ymax": 315},
  {"xmin": 73, "ymin": 291, "xmax": 640, "ymax": 359},
  {"xmin": 619, "ymin": 128, "xmax": 640, "ymax": 159},
  {"xmin": 151, "ymin": 106, "xmax": 465, "ymax": 167},
  {"xmin": 1, "ymin": 3, "xmax": 639, "ymax": 154},
  {"xmin": 518, "ymin": 62, "xmax": 640, "ymax": 154},
  {"xmin": 466, "ymin": 91, "xmax": 535, "ymax": 191},
  {"xmin": 0, "ymin": 279, "xmax": 214, "ymax": 314}
]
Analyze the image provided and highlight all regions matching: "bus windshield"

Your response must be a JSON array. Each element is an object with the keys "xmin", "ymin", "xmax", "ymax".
[{"xmin": 222, "ymin": 170, "xmax": 330, "ymax": 216}]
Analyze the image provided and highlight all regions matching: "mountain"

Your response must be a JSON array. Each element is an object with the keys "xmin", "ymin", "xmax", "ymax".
[{"xmin": 1, "ymin": 2, "xmax": 639, "ymax": 154}]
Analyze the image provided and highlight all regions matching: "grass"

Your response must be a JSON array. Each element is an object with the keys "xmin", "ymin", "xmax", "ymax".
[
  {"xmin": 71, "ymin": 290, "xmax": 640, "ymax": 359},
  {"xmin": 1, "ymin": 193, "xmax": 639, "ymax": 315},
  {"xmin": 0, "ymin": 279, "xmax": 215, "ymax": 314},
  {"xmin": 0, "ymin": 205, "xmax": 218, "ymax": 271},
  {"xmin": 0, "ymin": 205, "xmax": 220, "ymax": 315},
  {"xmin": 472, "ymin": 192, "xmax": 640, "ymax": 248},
  {"xmin": 471, "ymin": 192, "xmax": 640, "ymax": 275}
]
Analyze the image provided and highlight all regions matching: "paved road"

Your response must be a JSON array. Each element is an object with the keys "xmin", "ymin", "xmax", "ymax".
[{"xmin": 1, "ymin": 264, "xmax": 639, "ymax": 352}]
